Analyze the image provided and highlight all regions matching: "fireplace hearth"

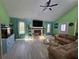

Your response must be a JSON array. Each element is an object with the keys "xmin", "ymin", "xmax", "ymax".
[{"xmin": 34, "ymin": 30, "xmax": 41, "ymax": 35}]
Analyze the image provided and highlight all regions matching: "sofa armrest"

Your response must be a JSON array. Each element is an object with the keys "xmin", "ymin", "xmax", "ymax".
[{"xmin": 66, "ymin": 47, "xmax": 78, "ymax": 59}]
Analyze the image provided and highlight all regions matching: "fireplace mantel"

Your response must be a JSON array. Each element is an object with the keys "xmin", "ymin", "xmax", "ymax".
[
  {"xmin": 31, "ymin": 27, "xmax": 43, "ymax": 36},
  {"xmin": 32, "ymin": 27, "xmax": 43, "ymax": 29}
]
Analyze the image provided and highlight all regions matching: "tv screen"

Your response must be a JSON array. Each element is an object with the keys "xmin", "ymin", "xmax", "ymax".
[{"xmin": 33, "ymin": 20, "xmax": 43, "ymax": 27}]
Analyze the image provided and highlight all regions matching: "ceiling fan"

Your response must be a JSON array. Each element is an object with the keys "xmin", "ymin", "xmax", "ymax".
[{"xmin": 40, "ymin": 0, "xmax": 58, "ymax": 11}]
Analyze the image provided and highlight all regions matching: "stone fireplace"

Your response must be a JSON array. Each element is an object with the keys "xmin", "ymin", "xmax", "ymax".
[{"xmin": 32, "ymin": 27, "xmax": 43, "ymax": 36}]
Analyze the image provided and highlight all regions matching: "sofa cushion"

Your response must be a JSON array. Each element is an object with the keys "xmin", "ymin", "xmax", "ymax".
[
  {"xmin": 60, "ymin": 40, "xmax": 78, "ymax": 51},
  {"xmin": 66, "ymin": 35, "xmax": 76, "ymax": 41},
  {"xmin": 58, "ymin": 34, "xmax": 67, "ymax": 38},
  {"xmin": 55, "ymin": 34, "xmax": 77, "ymax": 44}
]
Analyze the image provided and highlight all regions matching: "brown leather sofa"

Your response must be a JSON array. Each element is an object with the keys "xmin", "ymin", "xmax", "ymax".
[
  {"xmin": 48, "ymin": 34, "xmax": 78, "ymax": 59},
  {"xmin": 48, "ymin": 40, "xmax": 78, "ymax": 59},
  {"xmin": 55, "ymin": 34, "xmax": 76, "ymax": 44}
]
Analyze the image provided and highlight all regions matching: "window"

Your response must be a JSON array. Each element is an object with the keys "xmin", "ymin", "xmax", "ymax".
[
  {"xmin": 19, "ymin": 22, "xmax": 25, "ymax": 34},
  {"xmin": 7, "ymin": 27, "xmax": 11, "ymax": 35},
  {"xmin": 60, "ymin": 24, "xmax": 66, "ymax": 31},
  {"xmin": 47, "ymin": 24, "xmax": 51, "ymax": 32}
]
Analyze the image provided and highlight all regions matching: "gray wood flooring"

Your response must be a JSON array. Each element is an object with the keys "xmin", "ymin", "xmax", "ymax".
[{"xmin": 2, "ymin": 38, "xmax": 48, "ymax": 59}]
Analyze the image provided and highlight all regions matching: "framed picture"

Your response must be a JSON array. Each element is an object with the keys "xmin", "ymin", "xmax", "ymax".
[
  {"xmin": 54, "ymin": 23, "xmax": 58, "ymax": 28},
  {"xmin": 69, "ymin": 23, "xmax": 74, "ymax": 26}
]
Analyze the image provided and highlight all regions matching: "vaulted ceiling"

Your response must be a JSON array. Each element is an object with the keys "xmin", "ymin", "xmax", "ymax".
[{"xmin": 2, "ymin": 0, "xmax": 77, "ymax": 21}]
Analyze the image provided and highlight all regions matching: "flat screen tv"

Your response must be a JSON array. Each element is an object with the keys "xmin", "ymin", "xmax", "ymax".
[{"xmin": 33, "ymin": 20, "xmax": 43, "ymax": 27}]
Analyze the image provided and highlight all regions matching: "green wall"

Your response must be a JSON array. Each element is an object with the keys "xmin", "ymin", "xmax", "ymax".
[
  {"xmin": 24, "ymin": 18, "xmax": 32, "ymax": 36},
  {"xmin": 0, "ymin": 0, "xmax": 10, "ymax": 24},
  {"xmin": 10, "ymin": 17, "xmax": 53, "ymax": 39},
  {"xmin": 10, "ymin": 17, "xmax": 26, "ymax": 39},
  {"xmin": 10, "ymin": 17, "xmax": 33, "ymax": 39},
  {"xmin": 10, "ymin": 17, "xmax": 19, "ymax": 39},
  {"xmin": 0, "ymin": 1, "xmax": 10, "ymax": 55},
  {"xmin": 53, "ymin": 5, "xmax": 78, "ymax": 35}
]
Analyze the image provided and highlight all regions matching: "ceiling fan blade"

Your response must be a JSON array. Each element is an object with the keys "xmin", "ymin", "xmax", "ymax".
[
  {"xmin": 43, "ymin": 7, "xmax": 47, "ymax": 11},
  {"xmin": 49, "ymin": 4, "xmax": 58, "ymax": 7},
  {"xmin": 40, "ymin": 0, "xmax": 51, "ymax": 7},
  {"xmin": 40, "ymin": 5, "xmax": 47, "ymax": 7},
  {"xmin": 48, "ymin": 0, "xmax": 51, "ymax": 4},
  {"xmin": 49, "ymin": 8, "xmax": 52, "ymax": 11}
]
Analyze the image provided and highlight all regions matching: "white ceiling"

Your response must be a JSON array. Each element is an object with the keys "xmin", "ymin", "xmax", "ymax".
[{"xmin": 2, "ymin": 0, "xmax": 77, "ymax": 21}]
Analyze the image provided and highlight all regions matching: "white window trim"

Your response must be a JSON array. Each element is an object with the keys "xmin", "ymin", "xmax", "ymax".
[
  {"xmin": 19, "ymin": 22, "xmax": 25, "ymax": 34},
  {"xmin": 59, "ymin": 23, "xmax": 68, "ymax": 34},
  {"xmin": 47, "ymin": 23, "xmax": 51, "ymax": 33}
]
